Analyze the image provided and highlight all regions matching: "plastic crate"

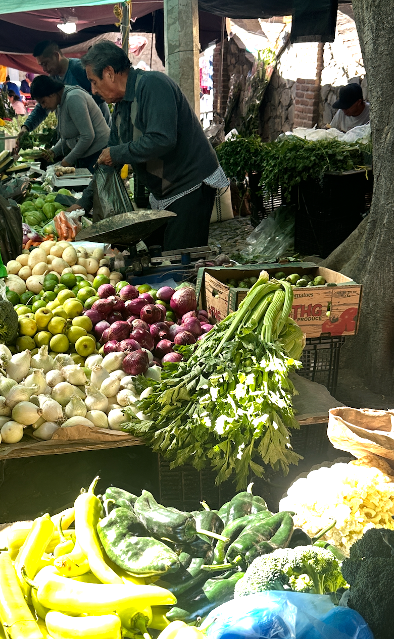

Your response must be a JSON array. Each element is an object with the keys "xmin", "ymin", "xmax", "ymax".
[{"xmin": 298, "ymin": 336, "xmax": 345, "ymax": 395}]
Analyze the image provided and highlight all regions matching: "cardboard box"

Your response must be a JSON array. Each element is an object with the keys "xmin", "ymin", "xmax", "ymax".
[{"xmin": 196, "ymin": 263, "xmax": 362, "ymax": 338}]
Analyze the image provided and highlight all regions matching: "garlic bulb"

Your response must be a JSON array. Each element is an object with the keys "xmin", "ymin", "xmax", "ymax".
[
  {"xmin": 100, "ymin": 377, "xmax": 121, "ymax": 398},
  {"xmin": 62, "ymin": 416, "xmax": 95, "ymax": 429},
  {"xmin": 38, "ymin": 396, "xmax": 63, "ymax": 422},
  {"xmin": 34, "ymin": 422, "xmax": 60, "ymax": 440},
  {"xmin": 62, "ymin": 365, "xmax": 87, "ymax": 386},
  {"xmin": 6, "ymin": 350, "xmax": 31, "ymax": 383},
  {"xmin": 65, "ymin": 396, "xmax": 87, "ymax": 419},
  {"xmin": 12, "ymin": 401, "xmax": 42, "ymax": 426},
  {"xmin": 51, "ymin": 382, "xmax": 85, "ymax": 407},
  {"xmin": 0, "ymin": 344, "xmax": 12, "ymax": 366},
  {"xmin": 0, "ymin": 376, "xmax": 16, "ymax": 397},
  {"xmin": 117, "ymin": 389, "xmax": 138, "ymax": 407},
  {"xmin": 101, "ymin": 352, "xmax": 125, "ymax": 373},
  {"xmin": 53, "ymin": 354, "xmax": 75, "ymax": 370},
  {"xmin": 1, "ymin": 421, "xmax": 24, "ymax": 443},
  {"xmin": 6, "ymin": 385, "xmax": 37, "ymax": 409},
  {"xmin": 84, "ymin": 385, "xmax": 108, "ymax": 413},
  {"xmin": 23, "ymin": 369, "xmax": 47, "ymax": 395},
  {"xmin": 0, "ymin": 396, "xmax": 11, "ymax": 417},
  {"xmin": 85, "ymin": 354, "xmax": 103, "ymax": 369},
  {"xmin": 46, "ymin": 370, "xmax": 65, "ymax": 388},
  {"xmin": 108, "ymin": 408, "xmax": 127, "ymax": 430},
  {"xmin": 90, "ymin": 365, "xmax": 109, "ymax": 389},
  {"xmin": 30, "ymin": 346, "xmax": 55, "ymax": 374},
  {"xmin": 86, "ymin": 410, "xmax": 108, "ymax": 429}
]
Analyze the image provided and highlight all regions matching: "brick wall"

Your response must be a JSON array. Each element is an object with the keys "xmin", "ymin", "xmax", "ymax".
[
  {"xmin": 293, "ymin": 43, "xmax": 324, "ymax": 128},
  {"xmin": 213, "ymin": 40, "xmax": 230, "ymax": 115}
]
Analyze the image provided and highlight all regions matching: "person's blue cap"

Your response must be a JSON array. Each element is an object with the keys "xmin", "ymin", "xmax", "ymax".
[{"xmin": 6, "ymin": 82, "xmax": 21, "ymax": 97}]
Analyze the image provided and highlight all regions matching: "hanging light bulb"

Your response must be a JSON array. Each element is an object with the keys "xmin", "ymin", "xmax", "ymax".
[{"xmin": 57, "ymin": 22, "xmax": 77, "ymax": 34}]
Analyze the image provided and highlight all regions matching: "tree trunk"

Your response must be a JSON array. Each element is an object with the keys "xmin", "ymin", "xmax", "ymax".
[{"xmin": 333, "ymin": 0, "xmax": 394, "ymax": 394}]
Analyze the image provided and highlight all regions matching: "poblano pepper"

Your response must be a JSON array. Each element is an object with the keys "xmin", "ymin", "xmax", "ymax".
[
  {"xmin": 97, "ymin": 506, "xmax": 181, "ymax": 577},
  {"xmin": 181, "ymin": 510, "xmax": 224, "ymax": 557},
  {"xmin": 103, "ymin": 487, "xmax": 137, "ymax": 511},
  {"xmin": 213, "ymin": 511, "xmax": 273, "ymax": 565},
  {"xmin": 134, "ymin": 491, "xmax": 197, "ymax": 544},
  {"xmin": 218, "ymin": 484, "xmax": 268, "ymax": 526}
]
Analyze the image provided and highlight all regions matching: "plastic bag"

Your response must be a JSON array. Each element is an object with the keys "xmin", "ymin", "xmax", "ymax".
[
  {"xmin": 93, "ymin": 165, "xmax": 134, "ymax": 222},
  {"xmin": 241, "ymin": 206, "xmax": 295, "ymax": 262},
  {"xmin": 342, "ymin": 124, "xmax": 371, "ymax": 144},
  {"xmin": 201, "ymin": 592, "xmax": 373, "ymax": 639},
  {"xmin": 0, "ymin": 194, "xmax": 23, "ymax": 263},
  {"xmin": 0, "ymin": 176, "xmax": 30, "ymax": 203},
  {"xmin": 53, "ymin": 209, "xmax": 84, "ymax": 241}
]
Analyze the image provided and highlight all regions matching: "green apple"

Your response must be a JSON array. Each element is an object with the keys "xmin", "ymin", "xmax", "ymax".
[
  {"xmin": 47, "ymin": 317, "xmax": 68, "ymax": 335},
  {"xmin": 50, "ymin": 334, "xmax": 70, "ymax": 353},
  {"xmin": 57, "ymin": 289, "xmax": 76, "ymax": 305},
  {"xmin": 53, "ymin": 307, "xmax": 68, "ymax": 319},
  {"xmin": 16, "ymin": 336, "xmax": 36, "ymax": 351},
  {"xmin": 72, "ymin": 316, "xmax": 93, "ymax": 332},
  {"xmin": 16, "ymin": 305, "xmax": 31, "ymax": 316},
  {"xmin": 71, "ymin": 354, "xmax": 85, "ymax": 366},
  {"xmin": 18, "ymin": 316, "xmax": 37, "ymax": 337},
  {"xmin": 67, "ymin": 326, "xmax": 87, "ymax": 344},
  {"xmin": 63, "ymin": 298, "xmax": 84, "ymax": 319},
  {"xmin": 75, "ymin": 335, "xmax": 96, "ymax": 357},
  {"xmin": 35, "ymin": 308, "xmax": 53, "ymax": 330},
  {"xmin": 34, "ymin": 331, "xmax": 52, "ymax": 347}
]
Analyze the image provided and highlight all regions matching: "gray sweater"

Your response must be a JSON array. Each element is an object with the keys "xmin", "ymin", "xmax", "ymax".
[{"xmin": 52, "ymin": 86, "xmax": 110, "ymax": 165}]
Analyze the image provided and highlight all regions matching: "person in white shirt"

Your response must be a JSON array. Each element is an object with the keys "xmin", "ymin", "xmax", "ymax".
[{"xmin": 330, "ymin": 83, "xmax": 370, "ymax": 133}]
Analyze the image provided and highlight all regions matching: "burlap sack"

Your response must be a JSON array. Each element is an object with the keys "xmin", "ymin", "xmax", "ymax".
[{"xmin": 328, "ymin": 407, "xmax": 394, "ymax": 461}]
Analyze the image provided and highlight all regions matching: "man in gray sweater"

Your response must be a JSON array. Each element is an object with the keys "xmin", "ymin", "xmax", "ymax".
[{"xmin": 70, "ymin": 41, "xmax": 227, "ymax": 251}]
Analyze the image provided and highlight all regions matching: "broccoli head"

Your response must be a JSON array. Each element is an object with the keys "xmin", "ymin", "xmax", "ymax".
[
  {"xmin": 235, "ymin": 545, "xmax": 347, "ymax": 598},
  {"xmin": 342, "ymin": 527, "xmax": 394, "ymax": 586}
]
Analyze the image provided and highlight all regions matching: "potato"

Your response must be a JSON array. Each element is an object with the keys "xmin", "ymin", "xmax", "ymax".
[
  {"xmin": 85, "ymin": 274, "xmax": 94, "ymax": 282},
  {"xmin": 62, "ymin": 268, "xmax": 73, "ymax": 275},
  {"xmin": 46, "ymin": 255, "xmax": 54, "ymax": 265},
  {"xmin": 16, "ymin": 254, "xmax": 29, "ymax": 267},
  {"xmin": 51, "ymin": 257, "xmax": 69, "ymax": 275},
  {"xmin": 26, "ymin": 275, "xmax": 45, "ymax": 294},
  {"xmin": 97, "ymin": 266, "xmax": 110, "ymax": 277},
  {"xmin": 99, "ymin": 259, "xmax": 110, "ymax": 267},
  {"xmin": 6, "ymin": 260, "xmax": 22, "ymax": 275},
  {"xmin": 50, "ymin": 244, "xmax": 64, "ymax": 258},
  {"xmin": 62, "ymin": 246, "xmax": 77, "ymax": 266},
  {"xmin": 31, "ymin": 262, "xmax": 48, "ymax": 276},
  {"xmin": 92, "ymin": 248, "xmax": 104, "ymax": 261},
  {"xmin": 85, "ymin": 258, "xmax": 99, "ymax": 275},
  {"xmin": 40, "ymin": 240, "xmax": 57, "ymax": 255},
  {"xmin": 77, "ymin": 248, "xmax": 88, "ymax": 259},
  {"xmin": 18, "ymin": 266, "xmax": 32, "ymax": 281},
  {"xmin": 71, "ymin": 265, "xmax": 87, "ymax": 275},
  {"xmin": 28, "ymin": 249, "xmax": 47, "ymax": 268}
]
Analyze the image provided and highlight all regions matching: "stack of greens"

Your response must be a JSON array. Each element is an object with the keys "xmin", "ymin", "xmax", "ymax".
[{"xmin": 123, "ymin": 273, "xmax": 304, "ymax": 489}]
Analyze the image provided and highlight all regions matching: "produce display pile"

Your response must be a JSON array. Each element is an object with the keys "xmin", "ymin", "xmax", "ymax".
[
  {"xmin": 2, "ymin": 476, "xmax": 390, "ymax": 639},
  {"xmin": 222, "ymin": 270, "xmax": 330, "ymax": 289},
  {"xmin": 123, "ymin": 272, "xmax": 305, "ymax": 489}
]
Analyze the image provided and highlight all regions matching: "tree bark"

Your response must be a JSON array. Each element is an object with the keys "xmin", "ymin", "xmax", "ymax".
[{"xmin": 329, "ymin": 0, "xmax": 394, "ymax": 394}]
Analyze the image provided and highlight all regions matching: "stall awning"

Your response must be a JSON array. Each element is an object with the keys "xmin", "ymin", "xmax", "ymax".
[{"xmin": 0, "ymin": 0, "xmax": 116, "ymax": 14}]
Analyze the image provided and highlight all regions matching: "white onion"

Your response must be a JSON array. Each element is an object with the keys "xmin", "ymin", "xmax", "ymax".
[
  {"xmin": 23, "ymin": 369, "xmax": 47, "ymax": 395},
  {"xmin": 0, "ymin": 345, "xmax": 12, "ymax": 365},
  {"xmin": 46, "ymin": 370, "xmax": 65, "ymax": 388},
  {"xmin": 12, "ymin": 401, "xmax": 42, "ymax": 426},
  {"xmin": 108, "ymin": 408, "xmax": 127, "ymax": 430},
  {"xmin": 90, "ymin": 365, "xmax": 109, "ymax": 389},
  {"xmin": 65, "ymin": 396, "xmax": 87, "ymax": 419},
  {"xmin": 0, "ymin": 377, "xmax": 16, "ymax": 398},
  {"xmin": 6, "ymin": 385, "xmax": 37, "ymax": 409},
  {"xmin": 1, "ymin": 421, "xmax": 24, "ymax": 443},
  {"xmin": 61, "ymin": 416, "xmax": 95, "ymax": 429},
  {"xmin": 84, "ymin": 385, "xmax": 108, "ymax": 412},
  {"xmin": 31, "ymin": 346, "xmax": 55, "ymax": 374},
  {"xmin": 85, "ymin": 410, "xmax": 108, "ymax": 429},
  {"xmin": 116, "ymin": 389, "xmax": 137, "ymax": 407},
  {"xmin": 6, "ymin": 351, "xmax": 31, "ymax": 383},
  {"xmin": 34, "ymin": 422, "xmax": 60, "ymax": 440},
  {"xmin": 51, "ymin": 382, "xmax": 85, "ymax": 407},
  {"xmin": 100, "ymin": 377, "xmax": 121, "ymax": 398},
  {"xmin": 62, "ymin": 365, "xmax": 87, "ymax": 386},
  {"xmin": 38, "ymin": 396, "xmax": 63, "ymax": 422},
  {"xmin": 85, "ymin": 354, "xmax": 103, "ymax": 369},
  {"xmin": 102, "ymin": 352, "xmax": 125, "ymax": 373}
]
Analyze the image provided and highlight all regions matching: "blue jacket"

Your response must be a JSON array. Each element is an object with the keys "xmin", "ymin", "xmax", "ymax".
[{"xmin": 24, "ymin": 58, "xmax": 111, "ymax": 131}]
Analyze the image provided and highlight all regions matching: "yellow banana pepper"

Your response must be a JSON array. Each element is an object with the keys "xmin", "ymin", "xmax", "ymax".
[
  {"xmin": 45, "ymin": 611, "xmax": 121, "ymax": 639},
  {"xmin": 53, "ymin": 517, "xmax": 74, "ymax": 559},
  {"xmin": 14, "ymin": 514, "xmax": 54, "ymax": 601},
  {"xmin": 54, "ymin": 540, "xmax": 89, "ymax": 577},
  {"xmin": 0, "ymin": 552, "xmax": 43, "ymax": 639},
  {"xmin": 74, "ymin": 476, "xmax": 122, "ymax": 584},
  {"xmin": 51, "ymin": 508, "xmax": 75, "ymax": 531},
  {"xmin": 150, "ymin": 606, "xmax": 171, "ymax": 631}
]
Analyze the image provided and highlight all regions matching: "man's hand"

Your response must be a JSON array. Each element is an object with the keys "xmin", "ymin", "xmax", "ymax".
[
  {"xmin": 66, "ymin": 204, "xmax": 84, "ymax": 212},
  {"xmin": 41, "ymin": 149, "xmax": 55, "ymax": 163},
  {"xmin": 61, "ymin": 159, "xmax": 72, "ymax": 168},
  {"xmin": 14, "ymin": 126, "xmax": 29, "ymax": 152},
  {"xmin": 97, "ymin": 147, "xmax": 113, "ymax": 166}
]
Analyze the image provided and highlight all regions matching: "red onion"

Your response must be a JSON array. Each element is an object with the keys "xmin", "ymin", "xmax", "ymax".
[
  {"xmin": 119, "ymin": 285, "xmax": 139, "ymax": 301},
  {"xmin": 132, "ymin": 319, "xmax": 149, "ymax": 332},
  {"xmin": 150, "ymin": 322, "xmax": 171, "ymax": 341},
  {"xmin": 182, "ymin": 311, "xmax": 198, "ymax": 322},
  {"xmin": 154, "ymin": 339, "xmax": 174, "ymax": 359},
  {"xmin": 94, "ymin": 320, "xmax": 110, "ymax": 339},
  {"xmin": 162, "ymin": 352, "xmax": 183, "ymax": 363},
  {"xmin": 98, "ymin": 284, "xmax": 116, "ymax": 299},
  {"xmin": 152, "ymin": 357, "xmax": 163, "ymax": 368},
  {"xmin": 183, "ymin": 317, "xmax": 202, "ymax": 337},
  {"xmin": 174, "ymin": 330, "xmax": 196, "ymax": 345},
  {"xmin": 139, "ymin": 292, "xmax": 155, "ymax": 305},
  {"xmin": 126, "ymin": 315, "xmax": 139, "ymax": 327},
  {"xmin": 92, "ymin": 298, "xmax": 114, "ymax": 318},
  {"xmin": 103, "ymin": 340, "xmax": 120, "ymax": 354},
  {"xmin": 140, "ymin": 304, "xmax": 163, "ymax": 325},
  {"xmin": 84, "ymin": 308, "xmax": 102, "ymax": 326},
  {"xmin": 107, "ymin": 312, "xmax": 123, "ymax": 324},
  {"xmin": 119, "ymin": 338, "xmax": 141, "ymax": 352},
  {"xmin": 157, "ymin": 286, "xmax": 175, "ymax": 302},
  {"xmin": 107, "ymin": 296, "xmax": 126, "ymax": 314},
  {"xmin": 169, "ymin": 324, "xmax": 184, "ymax": 340},
  {"xmin": 201, "ymin": 323, "xmax": 214, "ymax": 333},
  {"xmin": 198, "ymin": 310, "xmax": 209, "ymax": 318},
  {"xmin": 123, "ymin": 350, "xmax": 149, "ymax": 376},
  {"xmin": 107, "ymin": 321, "xmax": 130, "ymax": 343},
  {"xmin": 130, "ymin": 328, "xmax": 155, "ymax": 351},
  {"xmin": 170, "ymin": 287, "xmax": 197, "ymax": 318},
  {"xmin": 100, "ymin": 327, "xmax": 111, "ymax": 344},
  {"xmin": 155, "ymin": 304, "xmax": 166, "ymax": 322},
  {"xmin": 124, "ymin": 298, "xmax": 147, "ymax": 317}
]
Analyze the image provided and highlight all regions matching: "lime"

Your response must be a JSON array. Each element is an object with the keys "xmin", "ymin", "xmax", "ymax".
[
  {"xmin": 77, "ymin": 287, "xmax": 96, "ymax": 304},
  {"xmin": 6, "ymin": 290, "xmax": 20, "ymax": 306},
  {"xmin": 42, "ymin": 278, "xmax": 57, "ymax": 292},
  {"xmin": 148, "ymin": 289, "xmax": 158, "ymax": 301},
  {"xmin": 92, "ymin": 274, "xmax": 110, "ymax": 290},
  {"xmin": 20, "ymin": 291, "xmax": 36, "ymax": 306},
  {"xmin": 42, "ymin": 290, "xmax": 57, "ymax": 302},
  {"xmin": 34, "ymin": 331, "xmax": 51, "ymax": 347},
  {"xmin": 75, "ymin": 275, "xmax": 85, "ymax": 283},
  {"xmin": 72, "ymin": 286, "xmax": 80, "ymax": 296},
  {"xmin": 57, "ymin": 290, "xmax": 75, "ymax": 305},
  {"xmin": 115, "ymin": 280, "xmax": 129, "ymax": 293},
  {"xmin": 60, "ymin": 273, "xmax": 77, "ymax": 289},
  {"xmin": 77, "ymin": 280, "xmax": 91, "ymax": 290},
  {"xmin": 16, "ymin": 335, "xmax": 36, "ymax": 351},
  {"xmin": 84, "ymin": 296, "xmax": 99, "ymax": 310},
  {"xmin": 50, "ymin": 334, "xmax": 70, "ymax": 353},
  {"xmin": 166, "ymin": 311, "xmax": 176, "ymax": 322},
  {"xmin": 32, "ymin": 300, "xmax": 47, "ymax": 313},
  {"xmin": 137, "ymin": 284, "xmax": 151, "ymax": 294},
  {"xmin": 54, "ymin": 284, "xmax": 67, "ymax": 295}
]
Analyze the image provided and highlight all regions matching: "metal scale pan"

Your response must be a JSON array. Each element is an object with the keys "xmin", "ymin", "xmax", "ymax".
[{"xmin": 75, "ymin": 210, "xmax": 176, "ymax": 246}]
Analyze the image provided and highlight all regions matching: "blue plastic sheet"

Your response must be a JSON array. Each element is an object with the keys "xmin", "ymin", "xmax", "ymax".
[{"xmin": 201, "ymin": 592, "xmax": 373, "ymax": 639}]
